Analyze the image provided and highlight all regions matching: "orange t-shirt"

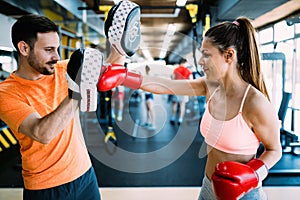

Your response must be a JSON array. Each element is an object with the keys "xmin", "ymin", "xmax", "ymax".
[{"xmin": 0, "ymin": 60, "xmax": 92, "ymax": 189}]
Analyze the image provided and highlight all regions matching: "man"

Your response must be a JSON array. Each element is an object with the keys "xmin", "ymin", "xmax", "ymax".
[
  {"xmin": 0, "ymin": 14, "xmax": 101, "ymax": 200},
  {"xmin": 0, "ymin": 0, "xmax": 141, "ymax": 198}
]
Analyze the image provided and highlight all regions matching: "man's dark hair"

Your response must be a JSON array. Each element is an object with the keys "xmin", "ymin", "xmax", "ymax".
[
  {"xmin": 180, "ymin": 58, "xmax": 187, "ymax": 64},
  {"xmin": 11, "ymin": 14, "xmax": 59, "ymax": 52}
]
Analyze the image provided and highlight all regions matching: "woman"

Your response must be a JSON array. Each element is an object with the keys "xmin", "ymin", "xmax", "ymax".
[
  {"xmin": 98, "ymin": 16, "xmax": 282, "ymax": 199},
  {"xmin": 140, "ymin": 17, "xmax": 282, "ymax": 199}
]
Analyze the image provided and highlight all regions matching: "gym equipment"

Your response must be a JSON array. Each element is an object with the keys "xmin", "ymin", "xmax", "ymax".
[
  {"xmin": 66, "ymin": 48, "xmax": 103, "ymax": 112},
  {"xmin": 105, "ymin": 0, "xmax": 141, "ymax": 56},
  {"xmin": 96, "ymin": 91, "xmax": 117, "ymax": 144},
  {"xmin": 261, "ymin": 52, "xmax": 300, "ymax": 155}
]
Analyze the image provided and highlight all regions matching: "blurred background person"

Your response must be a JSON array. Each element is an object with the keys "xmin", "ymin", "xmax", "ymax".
[
  {"xmin": 111, "ymin": 85, "xmax": 125, "ymax": 121},
  {"xmin": 142, "ymin": 65, "xmax": 156, "ymax": 130},
  {"xmin": 170, "ymin": 58, "xmax": 192, "ymax": 125}
]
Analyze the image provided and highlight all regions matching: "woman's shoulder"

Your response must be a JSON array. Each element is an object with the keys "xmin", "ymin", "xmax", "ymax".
[
  {"xmin": 244, "ymin": 85, "xmax": 279, "ymax": 136},
  {"xmin": 244, "ymin": 85, "xmax": 273, "ymax": 116},
  {"xmin": 247, "ymin": 85, "xmax": 269, "ymax": 102}
]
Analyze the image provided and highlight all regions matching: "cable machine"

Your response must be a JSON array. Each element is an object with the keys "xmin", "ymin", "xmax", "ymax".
[{"xmin": 261, "ymin": 52, "xmax": 300, "ymax": 155}]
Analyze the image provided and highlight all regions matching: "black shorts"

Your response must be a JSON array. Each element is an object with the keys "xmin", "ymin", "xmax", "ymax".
[{"xmin": 23, "ymin": 167, "xmax": 100, "ymax": 200}]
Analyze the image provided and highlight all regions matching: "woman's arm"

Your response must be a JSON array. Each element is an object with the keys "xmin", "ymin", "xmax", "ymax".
[
  {"xmin": 246, "ymin": 90, "xmax": 282, "ymax": 169},
  {"xmin": 141, "ymin": 75, "xmax": 207, "ymax": 96}
]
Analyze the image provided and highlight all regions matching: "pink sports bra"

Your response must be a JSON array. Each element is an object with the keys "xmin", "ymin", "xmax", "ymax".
[{"xmin": 200, "ymin": 85, "xmax": 259, "ymax": 155}]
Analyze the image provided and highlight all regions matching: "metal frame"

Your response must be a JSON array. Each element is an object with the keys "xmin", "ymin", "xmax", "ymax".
[{"xmin": 261, "ymin": 52, "xmax": 300, "ymax": 155}]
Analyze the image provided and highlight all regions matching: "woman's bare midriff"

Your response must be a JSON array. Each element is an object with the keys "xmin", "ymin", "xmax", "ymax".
[{"xmin": 205, "ymin": 145, "xmax": 256, "ymax": 180}]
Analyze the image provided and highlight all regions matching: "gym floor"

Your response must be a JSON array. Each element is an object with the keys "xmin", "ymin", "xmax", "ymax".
[{"xmin": 1, "ymin": 91, "xmax": 300, "ymax": 199}]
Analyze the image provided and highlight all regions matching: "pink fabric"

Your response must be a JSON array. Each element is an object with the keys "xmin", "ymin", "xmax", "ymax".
[{"xmin": 200, "ymin": 85, "xmax": 259, "ymax": 155}]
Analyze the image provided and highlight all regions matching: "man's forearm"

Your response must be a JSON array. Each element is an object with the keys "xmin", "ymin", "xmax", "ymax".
[{"xmin": 19, "ymin": 97, "xmax": 79, "ymax": 144}]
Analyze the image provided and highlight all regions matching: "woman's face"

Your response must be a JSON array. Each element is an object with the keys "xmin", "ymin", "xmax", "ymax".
[{"xmin": 198, "ymin": 39, "xmax": 228, "ymax": 81}]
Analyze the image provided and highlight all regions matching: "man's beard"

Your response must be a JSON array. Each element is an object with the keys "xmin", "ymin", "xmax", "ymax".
[{"xmin": 28, "ymin": 51, "xmax": 56, "ymax": 75}]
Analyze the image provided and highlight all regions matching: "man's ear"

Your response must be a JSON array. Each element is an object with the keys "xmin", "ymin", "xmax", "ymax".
[{"xmin": 17, "ymin": 41, "xmax": 30, "ymax": 56}]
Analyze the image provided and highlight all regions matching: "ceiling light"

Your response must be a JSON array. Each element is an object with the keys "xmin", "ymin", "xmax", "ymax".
[
  {"xmin": 142, "ymin": 49, "xmax": 153, "ymax": 61},
  {"xmin": 159, "ymin": 24, "xmax": 177, "ymax": 59},
  {"xmin": 140, "ymin": 38, "xmax": 154, "ymax": 61},
  {"xmin": 113, "ymin": 0, "xmax": 121, "ymax": 4},
  {"xmin": 176, "ymin": 0, "xmax": 187, "ymax": 7},
  {"xmin": 167, "ymin": 23, "xmax": 177, "ymax": 35}
]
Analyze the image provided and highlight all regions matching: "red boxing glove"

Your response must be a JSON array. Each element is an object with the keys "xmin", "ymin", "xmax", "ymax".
[
  {"xmin": 98, "ymin": 64, "xmax": 143, "ymax": 92},
  {"xmin": 212, "ymin": 159, "xmax": 268, "ymax": 200}
]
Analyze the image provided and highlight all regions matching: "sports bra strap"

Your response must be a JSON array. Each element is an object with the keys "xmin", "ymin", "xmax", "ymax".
[
  {"xmin": 208, "ymin": 85, "xmax": 251, "ymax": 112},
  {"xmin": 207, "ymin": 86, "xmax": 220, "ymax": 102},
  {"xmin": 239, "ymin": 84, "xmax": 251, "ymax": 113}
]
